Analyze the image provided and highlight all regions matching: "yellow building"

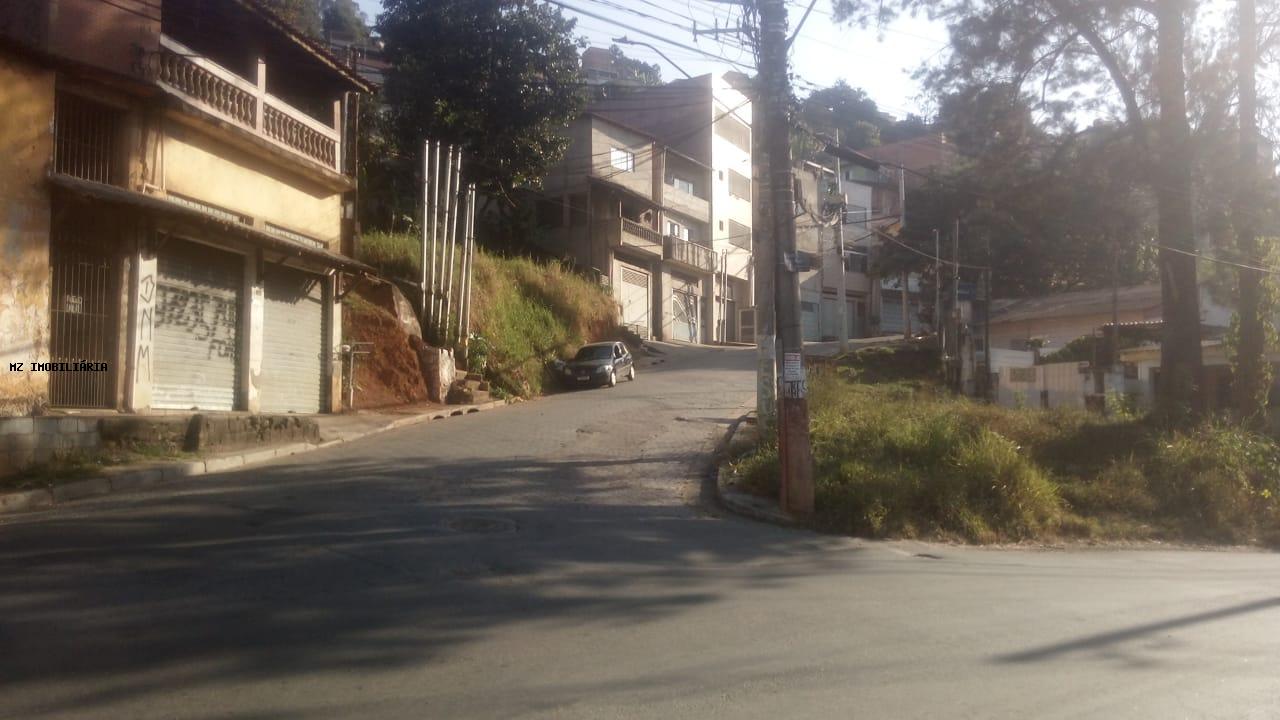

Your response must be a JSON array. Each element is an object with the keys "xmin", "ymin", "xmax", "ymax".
[{"xmin": 0, "ymin": 0, "xmax": 373, "ymax": 418}]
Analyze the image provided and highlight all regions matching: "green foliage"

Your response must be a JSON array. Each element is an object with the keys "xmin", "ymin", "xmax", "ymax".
[
  {"xmin": 378, "ymin": 0, "xmax": 586, "ymax": 198},
  {"xmin": 321, "ymin": 0, "xmax": 369, "ymax": 42},
  {"xmin": 469, "ymin": 252, "xmax": 618, "ymax": 397},
  {"xmin": 606, "ymin": 45, "xmax": 661, "ymax": 86},
  {"xmin": 733, "ymin": 349, "xmax": 1280, "ymax": 545},
  {"xmin": 257, "ymin": 0, "xmax": 323, "ymax": 36},
  {"xmin": 1225, "ymin": 241, "xmax": 1280, "ymax": 427},
  {"xmin": 359, "ymin": 230, "xmax": 422, "ymax": 280}
]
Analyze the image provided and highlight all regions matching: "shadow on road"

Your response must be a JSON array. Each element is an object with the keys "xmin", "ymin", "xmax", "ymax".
[
  {"xmin": 995, "ymin": 596, "xmax": 1280, "ymax": 664},
  {"xmin": 0, "ymin": 450, "xmax": 855, "ymax": 717}
]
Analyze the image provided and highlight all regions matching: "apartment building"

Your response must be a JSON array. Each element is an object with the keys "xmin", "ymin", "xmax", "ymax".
[
  {"xmin": 0, "ymin": 0, "xmax": 372, "ymax": 417},
  {"xmin": 538, "ymin": 113, "xmax": 716, "ymax": 342},
  {"xmin": 590, "ymin": 72, "xmax": 754, "ymax": 343}
]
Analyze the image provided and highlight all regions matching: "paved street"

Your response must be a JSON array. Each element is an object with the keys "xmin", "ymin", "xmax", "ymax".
[{"xmin": 2, "ymin": 344, "xmax": 1279, "ymax": 719}]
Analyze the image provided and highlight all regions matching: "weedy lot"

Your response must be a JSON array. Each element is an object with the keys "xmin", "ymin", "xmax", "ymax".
[{"xmin": 732, "ymin": 344, "xmax": 1280, "ymax": 546}]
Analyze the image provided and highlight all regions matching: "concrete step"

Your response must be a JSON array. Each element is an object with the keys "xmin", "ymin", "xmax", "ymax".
[{"xmin": 465, "ymin": 372, "xmax": 483, "ymax": 383}]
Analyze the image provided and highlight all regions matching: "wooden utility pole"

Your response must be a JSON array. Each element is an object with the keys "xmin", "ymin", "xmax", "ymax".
[{"xmin": 759, "ymin": 0, "xmax": 813, "ymax": 515}]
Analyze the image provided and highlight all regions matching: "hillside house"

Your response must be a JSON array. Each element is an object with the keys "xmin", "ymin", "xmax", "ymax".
[{"xmin": 0, "ymin": 0, "xmax": 373, "ymax": 418}]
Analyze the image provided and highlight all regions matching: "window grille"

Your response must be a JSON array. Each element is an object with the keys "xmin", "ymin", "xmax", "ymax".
[{"xmin": 54, "ymin": 92, "xmax": 123, "ymax": 185}]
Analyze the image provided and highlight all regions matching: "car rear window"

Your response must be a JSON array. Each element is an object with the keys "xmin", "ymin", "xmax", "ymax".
[{"xmin": 575, "ymin": 346, "xmax": 613, "ymax": 361}]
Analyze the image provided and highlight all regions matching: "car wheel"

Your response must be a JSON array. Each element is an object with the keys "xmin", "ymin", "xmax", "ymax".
[
  {"xmin": 628, "ymin": 366, "xmax": 636, "ymax": 381},
  {"xmin": 607, "ymin": 370, "xmax": 617, "ymax": 388}
]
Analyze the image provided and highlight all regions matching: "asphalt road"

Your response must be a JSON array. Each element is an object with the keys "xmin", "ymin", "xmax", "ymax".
[{"xmin": 2, "ymin": 343, "xmax": 1279, "ymax": 719}]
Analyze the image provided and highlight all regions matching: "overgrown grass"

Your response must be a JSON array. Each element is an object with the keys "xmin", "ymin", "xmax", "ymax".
[
  {"xmin": 360, "ymin": 230, "xmax": 423, "ymax": 281},
  {"xmin": 733, "ymin": 346, "xmax": 1280, "ymax": 545},
  {"xmin": 470, "ymin": 252, "xmax": 617, "ymax": 396},
  {"xmin": 355, "ymin": 232, "xmax": 617, "ymax": 397}
]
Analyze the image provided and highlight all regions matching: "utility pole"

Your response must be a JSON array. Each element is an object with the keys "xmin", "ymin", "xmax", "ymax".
[
  {"xmin": 833, "ymin": 128, "xmax": 848, "ymax": 353},
  {"xmin": 934, "ymin": 228, "xmax": 942, "ymax": 376},
  {"xmin": 760, "ymin": 0, "xmax": 813, "ymax": 515},
  {"xmin": 952, "ymin": 217, "xmax": 960, "ymax": 392},
  {"xmin": 754, "ymin": 107, "xmax": 776, "ymax": 426}
]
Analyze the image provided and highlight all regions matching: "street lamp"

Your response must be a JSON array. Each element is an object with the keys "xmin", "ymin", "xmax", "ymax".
[{"xmin": 612, "ymin": 36, "xmax": 693, "ymax": 79}]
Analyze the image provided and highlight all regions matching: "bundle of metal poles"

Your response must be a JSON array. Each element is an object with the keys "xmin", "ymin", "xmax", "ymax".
[{"xmin": 421, "ymin": 140, "xmax": 478, "ymax": 357}]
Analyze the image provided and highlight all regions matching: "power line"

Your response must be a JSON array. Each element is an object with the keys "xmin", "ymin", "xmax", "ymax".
[{"xmin": 543, "ymin": 0, "xmax": 756, "ymax": 71}]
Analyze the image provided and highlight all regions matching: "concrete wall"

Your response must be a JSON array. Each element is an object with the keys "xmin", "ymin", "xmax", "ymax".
[
  {"xmin": 0, "ymin": 416, "xmax": 100, "ymax": 477},
  {"xmin": 586, "ymin": 118, "xmax": 654, "ymax": 201},
  {"xmin": 162, "ymin": 121, "xmax": 342, "ymax": 246},
  {"xmin": 0, "ymin": 53, "xmax": 54, "ymax": 416},
  {"xmin": 996, "ymin": 361, "xmax": 1089, "ymax": 410},
  {"xmin": 709, "ymin": 76, "xmax": 753, "ymax": 282}
]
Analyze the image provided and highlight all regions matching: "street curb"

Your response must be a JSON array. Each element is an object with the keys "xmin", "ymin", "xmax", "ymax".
[
  {"xmin": 712, "ymin": 416, "xmax": 799, "ymax": 528},
  {"xmin": 0, "ymin": 398, "xmax": 514, "ymax": 516}
]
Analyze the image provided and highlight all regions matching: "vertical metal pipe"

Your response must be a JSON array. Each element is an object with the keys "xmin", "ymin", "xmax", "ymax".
[
  {"xmin": 438, "ymin": 146, "xmax": 452, "ymax": 343},
  {"xmin": 456, "ymin": 184, "xmax": 469, "ymax": 349},
  {"xmin": 436, "ymin": 145, "xmax": 455, "ymax": 335},
  {"xmin": 461, "ymin": 183, "xmax": 477, "ymax": 355},
  {"xmin": 427, "ymin": 137, "xmax": 437, "ymax": 327},
  {"xmin": 443, "ymin": 148, "xmax": 461, "ymax": 345},
  {"xmin": 428, "ymin": 140, "xmax": 441, "ymax": 339}
]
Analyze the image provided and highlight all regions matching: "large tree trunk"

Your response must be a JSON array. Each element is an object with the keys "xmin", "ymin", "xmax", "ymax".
[
  {"xmin": 1154, "ymin": 0, "xmax": 1204, "ymax": 417},
  {"xmin": 1233, "ymin": 0, "xmax": 1269, "ymax": 426}
]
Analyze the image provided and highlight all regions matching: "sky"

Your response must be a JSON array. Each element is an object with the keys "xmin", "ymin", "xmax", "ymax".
[{"xmin": 352, "ymin": 0, "xmax": 951, "ymax": 123}]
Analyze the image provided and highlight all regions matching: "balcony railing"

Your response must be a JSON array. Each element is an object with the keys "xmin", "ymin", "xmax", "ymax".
[
  {"xmin": 664, "ymin": 235, "xmax": 716, "ymax": 273},
  {"xmin": 621, "ymin": 217, "xmax": 662, "ymax": 247},
  {"xmin": 149, "ymin": 35, "xmax": 341, "ymax": 173}
]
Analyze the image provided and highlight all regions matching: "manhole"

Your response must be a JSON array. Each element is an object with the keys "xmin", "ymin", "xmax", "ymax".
[{"xmin": 443, "ymin": 516, "xmax": 518, "ymax": 534}]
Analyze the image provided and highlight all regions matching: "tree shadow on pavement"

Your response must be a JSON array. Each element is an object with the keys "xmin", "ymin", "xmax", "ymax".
[{"xmin": 0, "ymin": 450, "xmax": 858, "ymax": 718}]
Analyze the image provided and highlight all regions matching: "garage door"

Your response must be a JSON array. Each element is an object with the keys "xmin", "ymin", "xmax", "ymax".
[
  {"xmin": 260, "ymin": 265, "xmax": 325, "ymax": 414},
  {"xmin": 619, "ymin": 264, "xmax": 650, "ymax": 338},
  {"xmin": 671, "ymin": 274, "xmax": 700, "ymax": 343},
  {"xmin": 153, "ymin": 239, "xmax": 241, "ymax": 410}
]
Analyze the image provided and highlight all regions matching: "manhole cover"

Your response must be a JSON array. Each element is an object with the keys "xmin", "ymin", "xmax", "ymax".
[{"xmin": 443, "ymin": 516, "xmax": 517, "ymax": 534}]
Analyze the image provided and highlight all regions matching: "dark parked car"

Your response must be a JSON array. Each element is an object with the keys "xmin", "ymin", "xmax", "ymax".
[{"xmin": 557, "ymin": 341, "xmax": 636, "ymax": 388}]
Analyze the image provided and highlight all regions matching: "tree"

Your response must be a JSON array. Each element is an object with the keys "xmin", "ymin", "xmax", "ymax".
[
  {"xmin": 1231, "ymin": 0, "xmax": 1271, "ymax": 425},
  {"xmin": 378, "ymin": 0, "xmax": 586, "ymax": 201},
  {"xmin": 607, "ymin": 45, "xmax": 661, "ymax": 85},
  {"xmin": 321, "ymin": 0, "xmax": 371, "ymax": 43},
  {"xmin": 258, "ymin": 0, "xmax": 323, "ymax": 37},
  {"xmin": 832, "ymin": 0, "xmax": 1207, "ymax": 416}
]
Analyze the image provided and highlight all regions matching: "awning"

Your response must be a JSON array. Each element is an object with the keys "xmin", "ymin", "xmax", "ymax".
[{"xmin": 48, "ymin": 173, "xmax": 374, "ymax": 274}]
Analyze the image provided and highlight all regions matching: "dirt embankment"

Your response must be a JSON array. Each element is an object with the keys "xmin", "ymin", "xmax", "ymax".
[{"xmin": 341, "ymin": 295, "xmax": 429, "ymax": 409}]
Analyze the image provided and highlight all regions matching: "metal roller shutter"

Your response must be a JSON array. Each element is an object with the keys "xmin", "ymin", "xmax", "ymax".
[
  {"xmin": 619, "ymin": 263, "xmax": 650, "ymax": 338},
  {"xmin": 260, "ymin": 265, "xmax": 325, "ymax": 414},
  {"xmin": 153, "ymin": 239, "xmax": 242, "ymax": 410}
]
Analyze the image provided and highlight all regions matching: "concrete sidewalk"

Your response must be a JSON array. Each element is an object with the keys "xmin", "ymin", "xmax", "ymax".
[{"xmin": 0, "ymin": 398, "xmax": 512, "ymax": 515}]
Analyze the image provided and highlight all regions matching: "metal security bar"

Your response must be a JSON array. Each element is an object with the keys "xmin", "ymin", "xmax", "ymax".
[
  {"xmin": 53, "ymin": 92, "xmax": 123, "ymax": 185},
  {"xmin": 48, "ymin": 230, "xmax": 117, "ymax": 409}
]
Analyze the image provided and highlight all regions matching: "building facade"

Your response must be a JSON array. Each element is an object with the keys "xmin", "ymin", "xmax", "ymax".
[
  {"xmin": 0, "ymin": 0, "xmax": 372, "ymax": 417},
  {"xmin": 538, "ymin": 114, "xmax": 716, "ymax": 342},
  {"xmin": 590, "ymin": 73, "xmax": 754, "ymax": 343}
]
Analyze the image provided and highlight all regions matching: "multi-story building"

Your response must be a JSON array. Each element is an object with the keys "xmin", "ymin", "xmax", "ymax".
[
  {"xmin": 537, "ymin": 113, "xmax": 716, "ymax": 342},
  {"xmin": 0, "ymin": 0, "xmax": 372, "ymax": 417},
  {"xmin": 590, "ymin": 73, "xmax": 754, "ymax": 343}
]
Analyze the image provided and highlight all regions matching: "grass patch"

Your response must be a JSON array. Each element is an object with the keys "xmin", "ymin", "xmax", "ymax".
[
  {"xmin": 360, "ymin": 230, "xmax": 423, "ymax": 281},
  {"xmin": 733, "ymin": 345, "xmax": 1280, "ymax": 545}
]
